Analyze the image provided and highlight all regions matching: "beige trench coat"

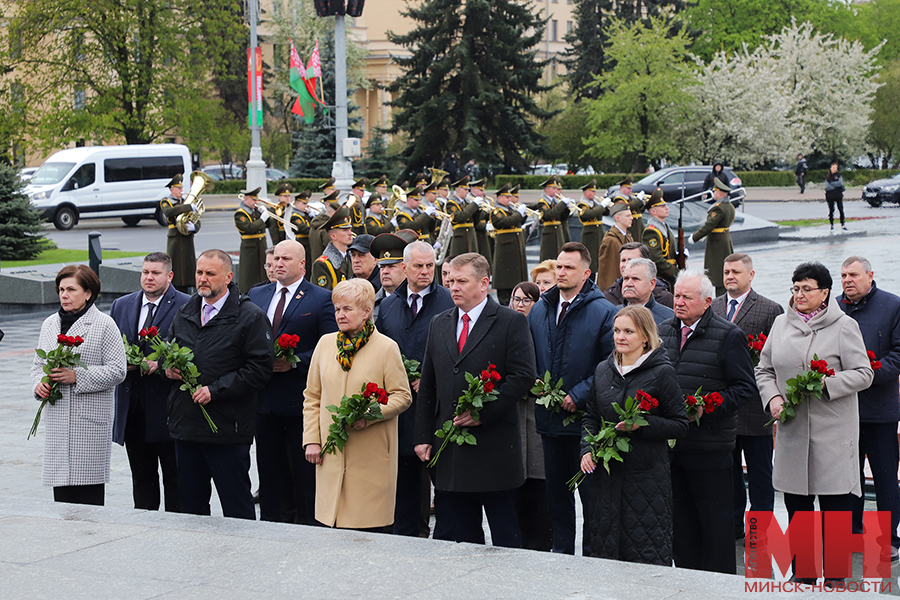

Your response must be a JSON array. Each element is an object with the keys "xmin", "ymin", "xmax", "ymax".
[
  {"xmin": 303, "ymin": 329, "xmax": 412, "ymax": 528},
  {"xmin": 755, "ymin": 295, "xmax": 873, "ymax": 497}
]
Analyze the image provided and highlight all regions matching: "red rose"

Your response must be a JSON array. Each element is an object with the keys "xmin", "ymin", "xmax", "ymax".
[
  {"xmin": 759, "ymin": 334, "xmax": 766, "ymax": 342},
  {"xmin": 639, "ymin": 399, "xmax": 652, "ymax": 411},
  {"xmin": 488, "ymin": 364, "xmax": 496, "ymax": 370},
  {"xmin": 147, "ymin": 326, "xmax": 158, "ymax": 337},
  {"xmin": 873, "ymin": 361, "xmax": 882, "ymax": 370},
  {"xmin": 277, "ymin": 334, "xmax": 291, "ymax": 348},
  {"xmin": 376, "ymin": 389, "xmax": 389, "ymax": 405},
  {"xmin": 483, "ymin": 382, "xmax": 495, "ymax": 393},
  {"xmin": 867, "ymin": 350, "xmax": 876, "ymax": 360},
  {"xmin": 705, "ymin": 403, "xmax": 716, "ymax": 414},
  {"xmin": 139, "ymin": 328, "xmax": 148, "ymax": 338},
  {"xmin": 827, "ymin": 368, "xmax": 835, "ymax": 377},
  {"xmin": 364, "ymin": 382, "xmax": 379, "ymax": 398},
  {"xmin": 686, "ymin": 396, "xmax": 697, "ymax": 406},
  {"xmin": 491, "ymin": 370, "xmax": 500, "ymax": 381},
  {"xmin": 291, "ymin": 334, "xmax": 300, "ymax": 345},
  {"xmin": 706, "ymin": 392, "xmax": 723, "ymax": 406}
]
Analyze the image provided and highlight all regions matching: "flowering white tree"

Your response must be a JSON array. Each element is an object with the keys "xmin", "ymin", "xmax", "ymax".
[{"xmin": 681, "ymin": 20, "xmax": 883, "ymax": 166}]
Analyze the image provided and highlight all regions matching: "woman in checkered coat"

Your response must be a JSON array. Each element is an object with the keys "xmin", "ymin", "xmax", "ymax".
[{"xmin": 31, "ymin": 265, "xmax": 126, "ymax": 506}]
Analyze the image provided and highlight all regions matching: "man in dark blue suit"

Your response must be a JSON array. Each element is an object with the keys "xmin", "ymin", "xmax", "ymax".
[
  {"xmin": 111, "ymin": 252, "xmax": 190, "ymax": 511},
  {"xmin": 375, "ymin": 236, "xmax": 454, "ymax": 536},
  {"xmin": 248, "ymin": 239, "xmax": 337, "ymax": 523}
]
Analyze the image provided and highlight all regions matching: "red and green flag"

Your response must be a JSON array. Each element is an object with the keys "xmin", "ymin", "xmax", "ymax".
[{"xmin": 289, "ymin": 39, "xmax": 316, "ymax": 124}]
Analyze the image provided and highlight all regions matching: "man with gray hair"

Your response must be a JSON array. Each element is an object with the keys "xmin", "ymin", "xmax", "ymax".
[
  {"xmin": 619, "ymin": 257, "xmax": 674, "ymax": 326},
  {"xmin": 376, "ymin": 238, "xmax": 454, "ymax": 537},
  {"xmin": 659, "ymin": 268, "xmax": 756, "ymax": 574},
  {"xmin": 838, "ymin": 255, "xmax": 900, "ymax": 559}
]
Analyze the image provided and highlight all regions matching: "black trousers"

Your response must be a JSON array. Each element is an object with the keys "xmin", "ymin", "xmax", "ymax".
[
  {"xmin": 256, "ymin": 413, "xmax": 314, "ymax": 524},
  {"xmin": 672, "ymin": 458, "xmax": 736, "ymax": 574},
  {"xmin": 394, "ymin": 454, "xmax": 424, "ymax": 536},
  {"xmin": 124, "ymin": 389, "xmax": 179, "ymax": 512},
  {"xmin": 784, "ymin": 491, "xmax": 857, "ymax": 580},
  {"xmin": 541, "ymin": 434, "xmax": 591, "ymax": 555},
  {"xmin": 733, "ymin": 434, "xmax": 774, "ymax": 530},
  {"xmin": 826, "ymin": 197, "xmax": 845, "ymax": 226},
  {"xmin": 175, "ymin": 440, "xmax": 255, "ymax": 520},
  {"xmin": 440, "ymin": 489, "xmax": 522, "ymax": 548},
  {"xmin": 853, "ymin": 422, "xmax": 900, "ymax": 548},
  {"xmin": 54, "ymin": 484, "xmax": 104, "ymax": 506},
  {"xmin": 514, "ymin": 477, "xmax": 552, "ymax": 551}
]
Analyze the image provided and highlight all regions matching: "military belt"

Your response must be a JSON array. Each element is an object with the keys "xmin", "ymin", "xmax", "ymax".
[
  {"xmin": 494, "ymin": 228, "xmax": 523, "ymax": 235},
  {"xmin": 452, "ymin": 223, "xmax": 474, "ymax": 230},
  {"xmin": 711, "ymin": 227, "xmax": 730, "ymax": 233},
  {"xmin": 168, "ymin": 224, "xmax": 175, "ymax": 229},
  {"xmin": 241, "ymin": 233, "xmax": 266, "ymax": 239},
  {"xmin": 296, "ymin": 234, "xmax": 309, "ymax": 238},
  {"xmin": 418, "ymin": 234, "xmax": 429, "ymax": 240},
  {"xmin": 542, "ymin": 220, "xmax": 561, "ymax": 226},
  {"xmin": 580, "ymin": 220, "xmax": 603, "ymax": 226}
]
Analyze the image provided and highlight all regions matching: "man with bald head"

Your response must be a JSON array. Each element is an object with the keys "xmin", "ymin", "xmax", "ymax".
[{"xmin": 248, "ymin": 240, "xmax": 338, "ymax": 524}]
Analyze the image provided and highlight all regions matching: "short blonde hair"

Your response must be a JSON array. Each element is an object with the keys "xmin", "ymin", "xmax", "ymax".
[
  {"xmin": 531, "ymin": 260, "xmax": 557, "ymax": 282},
  {"xmin": 332, "ymin": 278, "xmax": 375, "ymax": 312},
  {"xmin": 614, "ymin": 305, "xmax": 660, "ymax": 361}
]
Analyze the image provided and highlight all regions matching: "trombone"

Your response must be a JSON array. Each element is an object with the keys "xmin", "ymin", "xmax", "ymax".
[{"xmin": 248, "ymin": 196, "xmax": 298, "ymax": 233}]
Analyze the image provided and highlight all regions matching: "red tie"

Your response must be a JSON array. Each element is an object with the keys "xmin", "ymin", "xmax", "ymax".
[
  {"xmin": 458, "ymin": 313, "xmax": 470, "ymax": 354},
  {"xmin": 272, "ymin": 287, "xmax": 288, "ymax": 334}
]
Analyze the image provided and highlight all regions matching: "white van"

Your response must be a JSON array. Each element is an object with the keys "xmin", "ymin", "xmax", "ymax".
[{"xmin": 24, "ymin": 144, "xmax": 192, "ymax": 230}]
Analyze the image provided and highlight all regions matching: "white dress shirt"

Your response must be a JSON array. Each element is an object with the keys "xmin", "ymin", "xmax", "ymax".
[
  {"xmin": 456, "ymin": 296, "xmax": 489, "ymax": 342},
  {"xmin": 266, "ymin": 278, "xmax": 304, "ymax": 325}
]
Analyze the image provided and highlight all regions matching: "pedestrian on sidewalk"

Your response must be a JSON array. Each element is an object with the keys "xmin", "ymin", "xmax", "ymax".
[
  {"xmin": 825, "ymin": 162, "xmax": 846, "ymax": 231},
  {"xmin": 795, "ymin": 154, "xmax": 808, "ymax": 194}
]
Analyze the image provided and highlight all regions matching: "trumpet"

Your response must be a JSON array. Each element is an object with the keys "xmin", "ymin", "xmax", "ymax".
[
  {"xmin": 244, "ymin": 196, "xmax": 298, "ymax": 233},
  {"xmin": 510, "ymin": 201, "xmax": 541, "ymax": 219},
  {"xmin": 554, "ymin": 192, "xmax": 578, "ymax": 207},
  {"xmin": 175, "ymin": 171, "xmax": 214, "ymax": 236}
]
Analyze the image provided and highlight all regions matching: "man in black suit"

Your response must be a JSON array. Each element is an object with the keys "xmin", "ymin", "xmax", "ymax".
[
  {"xmin": 111, "ymin": 252, "xmax": 190, "ymax": 511},
  {"xmin": 711, "ymin": 253, "xmax": 783, "ymax": 539},
  {"xmin": 414, "ymin": 253, "xmax": 536, "ymax": 547},
  {"xmin": 248, "ymin": 240, "xmax": 337, "ymax": 524}
]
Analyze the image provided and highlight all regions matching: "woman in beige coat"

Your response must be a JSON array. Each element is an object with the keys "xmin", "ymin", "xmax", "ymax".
[
  {"xmin": 756, "ymin": 262, "xmax": 873, "ymax": 585},
  {"xmin": 303, "ymin": 279, "xmax": 412, "ymax": 530}
]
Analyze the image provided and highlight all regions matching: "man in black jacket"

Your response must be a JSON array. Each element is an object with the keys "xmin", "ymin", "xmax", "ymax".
[
  {"xmin": 165, "ymin": 249, "xmax": 274, "ymax": 519},
  {"xmin": 376, "ymin": 239, "xmax": 455, "ymax": 537},
  {"xmin": 659, "ymin": 268, "xmax": 756, "ymax": 574},
  {"xmin": 414, "ymin": 253, "xmax": 536, "ymax": 547}
]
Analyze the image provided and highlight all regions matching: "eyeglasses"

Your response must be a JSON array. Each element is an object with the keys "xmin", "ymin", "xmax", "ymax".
[
  {"xmin": 511, "ymin": 296, "xmax": 534, "ymax": 306},
  {"xmin": 790, "ymin": 286, "xmax": 823, "ymax": 295}
]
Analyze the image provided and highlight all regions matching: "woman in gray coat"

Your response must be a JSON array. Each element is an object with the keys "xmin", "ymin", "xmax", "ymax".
[
  {"xmin": 31, "ymin": 265, "xmax": 126, "ymax": 506},
  {"xmin": 756, "ymin": 262, "xmax": 873, "ymax": 585}
]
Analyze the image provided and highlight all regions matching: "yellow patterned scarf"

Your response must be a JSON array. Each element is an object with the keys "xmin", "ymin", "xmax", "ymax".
[{"xmin": 336, "ymin": 319, "xmax": 375, "ymax": 371}]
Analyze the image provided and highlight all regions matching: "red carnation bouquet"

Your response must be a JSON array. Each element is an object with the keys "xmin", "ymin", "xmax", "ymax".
[
  {"xmin": 274, "ymin": 333, "xmax": 301, "ymax": 364},
  {"xmin": 748, "ymin": 333, "xmax": 767, "ymax": 366},
  {"xmin": 568, "ymin": 390, "xmax": 659, "ymax": 489},
  {"xmin": 320, "ymin": 382, "xmax": 389, "ymax": 455},
  {"xmin": 867, "ymin": 350, "xmax": 882, "ymax": 371},
  {"xmin": 428, "ymin": 364, "xmax": 501, "ymax": 468},
  {"xmin": 30, "ymin": 334, "xmax": 88, "ymax": 439},
  {"xmin": 684, "ymin": 386, "xmax": 724, "ymax": 425},
  {"xmin": 766, "ymin": 354, "xmax": 834, "ymax": 427},
  {"xmin": 123, "ymin": 326, "xmax": 159, "ymax": 375}
]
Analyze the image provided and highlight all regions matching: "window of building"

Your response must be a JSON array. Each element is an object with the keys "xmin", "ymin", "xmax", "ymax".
[
  {"xmin": 551, "ymin": 20, "xmax": 557, "ymax": 42},
  {"xmin": 74, "ymin": 86, "xmax": 85, "ymax": 111},
  {"xmin": 567, "ymin": 21, "xmax": 573, "ymax": 35}
]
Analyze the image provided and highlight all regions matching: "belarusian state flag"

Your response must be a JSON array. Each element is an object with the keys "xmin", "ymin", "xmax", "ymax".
[{"xmin": 289, "ymin": 38, "xmax": 316, "ymax": 124}]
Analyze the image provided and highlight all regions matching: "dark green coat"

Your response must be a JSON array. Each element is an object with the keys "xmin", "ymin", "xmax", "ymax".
[
  {"xmin": 642, "ymin": 217, "xmax": 679, "ymax": 289},
  {"xmin": 160, "ymin": 195, "xmax": 196, "ymax": 289},
  {"xmin": 490, "ymin": 205, "xmax": 527, "ymax": 296},
  {"xmin": 446, "ymin": 196, "xmax": 479, "ymax": 256},
  {"xmin": 625, "ymin": 195, "xmax": 645, "ymax": 242},
  {"xmin": 310, "ymin": 247, "xmax": 352, "ymax": 291},
  {"xmin": 365, "ymin": 213, "xmax": 393, "ymax": 236},
  {"xmin": 267, "ymin": 210, "xmax": 287, "ymax": 246},
  {"xmin": 309, "ymin": 212, "xmax": 330, "ymax": 260},
  {"xmin": 395, "ymin": 205, "xmax": 434, "ymax": 242},
  {"xmin": 290, "ymin": 210, "xmax": 312, "ymax": 263},
  {"xmin": 691, "ymin": 201, "xmax": 736, "ymax": 294},
  {"xmin": 470, "ymin": 197, "xmax": 493, "ymax": 266},
  {"xmin": 538, "ymin": 195, "xmax": 569, "ymax": 261},
  {"xmin": 578, "ymin": 199, "xmax": 607, "ymax": 281},
  {"xmin": 234, "ymin": 205, "xmax": 268, "ymax": 293}
]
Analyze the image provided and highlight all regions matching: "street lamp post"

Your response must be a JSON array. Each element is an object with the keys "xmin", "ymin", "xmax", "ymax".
[
  {"xmin": 332, "ymin": 14, "xmax": 354, "ymax": 190},
  {"xmin": 246, "ymin": 0, "xmax": 267, "ymax": 197}
]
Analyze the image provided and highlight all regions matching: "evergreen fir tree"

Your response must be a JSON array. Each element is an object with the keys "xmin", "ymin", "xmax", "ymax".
[
  {"xmin": 356, "ymin": 130, "xmax": 398, "ymax": 180},
  {"xmin": 564, "ymin": 0, "xmax": 684, "ymax": 101},
  {"xmin": 387, "ymin": 0, "xmax": 554, "ymax": 174},
  {"xmin": 0, "ymin": 164, "xmax": 46, "ymax": 261},
  {"xmin": 289, "ymin": 33, "xmax": 363, "ymax": 178}
]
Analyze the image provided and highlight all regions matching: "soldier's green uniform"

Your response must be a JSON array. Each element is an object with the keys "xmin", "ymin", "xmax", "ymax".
[
  {"xmin": 469, "ymin": 179, "xmax": 493, "ymax": 266},
  {"xmin": 537, "ymin": 176, "xmax": 569, "ymax": 262},
  {"xmin": 347, "ymin": 177, "xmax": 368, "ymax": 236},
  {"xmin": 490, "ymin": 184, "xmax": 527, "ymax": 307},
  {"xmin": 394, "ymin": 187, "xmax": 435, "ymax": 242},
  {"xmin": 234, "ymin": 187, "xmax": 268, "ymax": 293},
  {"xmin": 691, "ymin": 179, "xmax": 736, "ymax": 296},
  {"xmin": 615, "ymin": 177, "xmax": 646, "ymax": 243},
  {"xmin": 364, "ymin": 195, "xmax": 393, "ymax": 236},
  {"xmin": 310, "ymin": 191, "xmax": 340, "ymax": 260},
  {"xmin": 159, "ymin": 174, "xmax": 197, "ymax": 292},
  {"xmin": 576, "ymin": 179, "xmax": 606, "ymax": 282},
  {"xmin": 446, "ymin": 176, "xmax": 479, "ymax": 256},
  {"xmin": 641, "ymin": 189, "xmax": 679, "ymax": 290},
  {"xmin": 266, "ymin": 182, "xmax": 293, "ymax": 246},
  {"xmin": 291, "ymin": 190, "xmax": 313, "ymax": 262},
  {"xmin": 310, "ymin": 206, "xmax": 353, "ymax": 291}
]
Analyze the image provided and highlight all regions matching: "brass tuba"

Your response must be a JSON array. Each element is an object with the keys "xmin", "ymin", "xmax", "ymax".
[
  {"xmin": 429, "ymin": 167, "xmax": 448, "ymax": 187},
  {"xmin": 386, "ymin": 184, "xmax": 406, "ymax": 218},
  {"xmin": 175, "ymin": 171, "xmax": 214, "ymax": 235}
]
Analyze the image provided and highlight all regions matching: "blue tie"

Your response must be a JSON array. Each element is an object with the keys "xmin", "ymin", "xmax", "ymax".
[{"xmin": 726, "ymin": 298, "xmax": 738, "ymax": 322}]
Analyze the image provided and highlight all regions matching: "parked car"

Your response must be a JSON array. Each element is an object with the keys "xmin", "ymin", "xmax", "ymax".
[
  {"xmin": 529, "ymin": 164, "xmax": 554, "ymax": 176},
  {"xmin": 18, "ymin": 167, "xmax": 39, "ymax": 181},
  {"xmin": 605, "ymin": 165, "xmax": 743, "ymax": 204},
  {"xmin": 24, "ymin": 144, "xmax": 191, "ymax": 230},
  {"xmin": 201, "ymin": 163, "xmax": 244, "ymax": 180},
  {"xmin": 266, "ymin": 168, "xmax": 289, "ymax": 181},
  {"xmin": 862, "ymin": 172, "xmax": 900, "ymax": 207}
]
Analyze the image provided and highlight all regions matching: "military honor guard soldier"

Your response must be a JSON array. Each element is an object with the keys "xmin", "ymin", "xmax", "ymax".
[
  {"xmin": 373, "ymin": 175, "xmax": 390, "ymax": 204},
  {"xmin": 615, "ymin": 177, "xmax": 647, "ymax": 243},
  {"xmin": 596, "ymin": 202, "xmax": 634, "ymax": 290},
  {"xmin": 691, "ymin": 178, "xmax": 736, "ymax": 297},
  {"xmin": 576, "ymin": 179, "xmax": 612, "ymax": 282},
  {"xmin": 641, "ymin": 188, "xmax": 680, "ymax": 290},
  {"xmin": 234, "ymin": 187, "xmax": 271, "ymax": 293},
  {"xmin": 311, "ymin": 205, "xmax": 354, "ymax": 290},
  {"xmin": 290, "ymin": 190, "xmax": 314, "ymax": 262},
  {"xmin": 468, "ymin": 179, "xmax": 493, "ymax": 266},
  {"xmin": 159, "ymin": 174, "xmax": 198, "ymax": 294},
  {"xmin": 393, "ymin": 186, "xmax": 437, "ymax": 242},
  {"xmin": 490, "ymin": 183, "xmax": 528, "ymax": 307},
  {"xmin": 310, "ymin": 191, "xmax": 339, "ymax": 260},
  {"xmin": 267, "ymin": 183, "xmax": 294, "ymax": 246},
  {"xmin": 347, "ymin": 177, "xmax": 369, "ymax": 236},
  {"xmin": 537, "ymin": 175, "xmax": 571, "ymax": 262},
  {"xmin": 446, "ymin": 176, "xmax": 481, "ymax": 256},
  {"xmin": 365, "ymin": 194, "xmax": 393, "ymax": 236}
]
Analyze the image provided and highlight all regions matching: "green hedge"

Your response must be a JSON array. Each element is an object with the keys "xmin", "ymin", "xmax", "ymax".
[
  {"xmin": 495, "ymin": 173, "xmax": 641, "ymax": 190},
  {"xmin": 735, "ymin": 169, "xmax": 896, "ymax": 187},
  {"xmin": 211, "ymin": 178, "xmax": 331, "ymax": 195}
]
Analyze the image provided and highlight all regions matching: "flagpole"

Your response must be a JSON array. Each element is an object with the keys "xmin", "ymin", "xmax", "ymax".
[
  {"xmin": 332, "ymin": 15, "xmax": 353, "ymax": 191},
  {"xmin": 246, "ymin": 0, "xmax": 267, "ymax": 197}
]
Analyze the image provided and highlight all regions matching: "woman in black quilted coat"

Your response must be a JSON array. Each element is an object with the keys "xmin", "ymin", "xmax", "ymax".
[{"xmin": 580, "ymin": 305, "xmax": 688, "ymax": 565}]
